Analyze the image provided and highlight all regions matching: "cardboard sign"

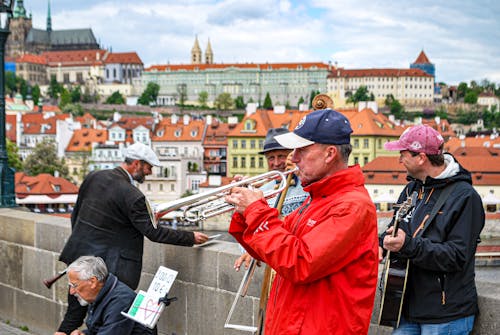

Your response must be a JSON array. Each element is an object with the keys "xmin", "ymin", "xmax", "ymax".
[{"xmin": 122, "ymin": 266, "xmax": 178, "ymax": 329}]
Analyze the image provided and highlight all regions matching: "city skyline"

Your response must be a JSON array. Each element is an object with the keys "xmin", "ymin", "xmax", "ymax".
[{"xmin": 25, "ymin": 0, "xmax": 500, "ymax": 86}]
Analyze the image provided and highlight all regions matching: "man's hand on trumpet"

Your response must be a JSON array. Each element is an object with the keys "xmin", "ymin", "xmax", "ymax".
[{"xmin": 225, "ymin": 186, "xmax": 264, "ymax": 214}]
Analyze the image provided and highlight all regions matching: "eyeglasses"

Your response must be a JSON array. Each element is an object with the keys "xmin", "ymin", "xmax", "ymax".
[{"xmin": 68, "ymin": 279, "xmax": 87, "ymax": 289}]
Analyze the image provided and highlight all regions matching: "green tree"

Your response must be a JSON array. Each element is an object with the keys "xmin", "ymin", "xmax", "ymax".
[
  {"xmin": 31, "ymin": 85, "xmax": 41, "ymax": 105},
  {"xmin": 176, "ymin": 83, "xmax": 187, "ymax": 106},
  {"xmin": 347, "ymin": 86, "xmax": 372, "ymax": 105},
  {"xmin": 59, "ymin": 88, "xmax": 71, "ymax": 109},
  {"xmin": 214, "ymin": 92, "xmax": 234, "ymax": 110},
  {"xmin": 234, "ymin": 96, "xmax": 245, "ymax": 109},
  {"xmin": 263, "ymin": 92, "xmax": 273, "ymax": 109},
  {"xmin": 297, "ymin": 96, "xmax": 305, "ymax": 106},
  {"xmin": 47, "ymin": 76, "xmax": 63, "ymax": 99},
  {"xmin": 457, "ymin": 82, "xmax": 468, "ymax": 99},
  {"xmin": 105, "ymin": 91, "xmax": 126, "ymax": 104},
  {"xmin": 23, "ymin": 139, "xmax": 69, "ymax": 179},
  {"xmin": 62, "ymin": 103, "xmax": 84, "ymax": 117},
  {"xmin": 198, "ymin": 91, "xmax": 209, "ymax": 107},
  {"xmin": 6, "ymin": 139, "xmax": 23, "ymax": 171},
  {"xmin": 70, "ymin": 85, "xmax": 82, "ymax": 103},
  {"xmin": 138, "ymin": 82, "xmax": 160, "ymax": 106},
  {"xmin": 464, "ymin": 91, "xmax": 478, "ymax": 104},
  {"xmin": 309, "ymin": 90, "xmax": 320, "ymax": 108},
  {"xmin": 5, "ymin": 71, "xmax": 17, "ymax": 96}
]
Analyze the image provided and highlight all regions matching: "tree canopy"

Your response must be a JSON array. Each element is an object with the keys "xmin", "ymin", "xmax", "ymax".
[
  {"xmin": 6, "ymin": 139, "xmax": 23, "ymax": 171},
  {"xmin": 23, "ymin": 140, "xmax": 69, "ymax": 179},
  {"xmin": 347, "ymin": 86, "xmax": 373, "ymax": 105},
  {"xmin": 263, "ymin": 92, "xmax": 273, "ymax": 109},
  {"xmin": 138, "ymin": 82, "xmax": 160, "ymax": 106},
  {"xmin": 105, "ymin": 91, "xmax": 126, "ymax": 104},
  {"xmin": 214, "ymin": 92, "xmax": 234, "ymax": 111}
]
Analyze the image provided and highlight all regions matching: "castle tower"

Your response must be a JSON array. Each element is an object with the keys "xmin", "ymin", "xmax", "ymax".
[
  {"xmin": 47, "ymin": 0, "xmax": 52, "ymax": 32},
  {"xmin": 205, "ymin": 38, "xmax": 213, "ymax": 64},
  {"xmin": 191, "ymin": 36, "xmax": 202, "ymax": 64},
  {"xmin": 6, "ymin": 0, "xmax": 33, "ymax": 58},
  {"xmin": 410, "ymin": 50, "xmax": 435, "ymax": 78}
]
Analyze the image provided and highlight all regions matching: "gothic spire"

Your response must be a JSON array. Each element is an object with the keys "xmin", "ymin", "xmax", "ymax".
[{"xmin": 47, "ymin": 0, "xmax": 52, "ymax": 32}]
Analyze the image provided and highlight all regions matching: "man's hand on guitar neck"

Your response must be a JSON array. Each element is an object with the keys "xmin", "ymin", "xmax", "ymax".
[{"xmin": 383, "ymin": 226, "xmax": 406, "ymax": 253}]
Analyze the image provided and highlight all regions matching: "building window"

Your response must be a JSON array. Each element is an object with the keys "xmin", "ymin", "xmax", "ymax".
[
  {"xmin": 354, "ymin": 156, "xmax": 359, "ymax": 165},
  {"xmin": 258, "ymin": 157, "xmax": 264, "ymax": 168},
  {"xmin": 233, "ymin": 157, "xmax": 238, "ymax": 168},
  {"xmin": 241, "ymin": 140, "xmax": 246, "ymax": 149},
  {"xmin": 241, "ymin": 157, "xmax": 246, "ymax": 168},
  {"xmin": 250, "ymin": 157, "xmax": 255, "ymax": 168},
  {"xmin": 363, "ymin": 157, "xmax": 369, "ymax": 165},
  {"xmin": 250, "ymin": 140, "xmax": 256, "ymax": 149},
  {"xmin": 353, "ymin": 139, "xmax": 359, "ymax": 148},
  {"xmin": 191, "ymin": 180, "xmax": 200, "ymax": 192},
  {"xmin": 232, "ymin": 140, "xmax": 238, "ymax": 149},
  {"xmin": 363, "ymin": 139, "xmax": 369, "ymax": 149}
]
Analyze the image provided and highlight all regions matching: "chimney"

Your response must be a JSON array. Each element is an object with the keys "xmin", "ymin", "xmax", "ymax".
[
  {"xmin": 435, "ymin": 116, "xmax": 440, "ymax": 126},
  {"xmin": 183, "ymin": 114, "xmax": 190, "ymax": 125},
  {"xmin": 246, "ymin": 103, "xmax": 257, "ymax": 116},
  {"xmin": 171, "ymin": 114, "xmax": 178, "ymax": 124},
  {"xmin": 206, "ymin": 115, "xmax": 212, "ymax": 125}
]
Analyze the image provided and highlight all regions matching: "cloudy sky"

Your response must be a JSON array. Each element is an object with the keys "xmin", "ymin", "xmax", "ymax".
[{"xmin": 26, "ymin": 0, "xmax": 499, "ymax": 85}]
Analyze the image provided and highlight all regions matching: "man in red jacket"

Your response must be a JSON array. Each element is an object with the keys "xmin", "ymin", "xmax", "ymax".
[{"xmin": 226, "ymin": 108, "xmax": 379, "ymax": 335}]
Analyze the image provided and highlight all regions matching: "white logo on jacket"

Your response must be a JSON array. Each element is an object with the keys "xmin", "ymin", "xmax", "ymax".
[
  {"xmin": 254, "ymin": 221, "xmax": 269, "ymax": 234},
  {"xmin": 306, "ymin": 219, "xmax": 317, "ymax": 227}
]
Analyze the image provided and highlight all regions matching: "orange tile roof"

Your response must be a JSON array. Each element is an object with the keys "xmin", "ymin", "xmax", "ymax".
[
  {"xmin": 227, "ymin": 109, "xmax": 308, "ymax": 138},
  {"xmin": 363, "ymin": 155, "xmax": 500, "ymax": 186},
  {"xmin": 203, "ymin": 120, "xmax": 232, "ymax": 146},
  {"xmin": 15, "ymin": 172, "xmax": 78, "ymax": 197},
  {"xmin": 111, "ymin": 116, "xmax": 155, "ymax": 130},
  {"xmin": 328, "ymin": 68, "xmax": 432, "ymax": 78},
  {"xmin": 41, "ymin": 49, "xmax": 107, "ymax": 67},
  {"xmin": 413, "ymin": 50, "xmax": 431, "ymax": 64},
  {"xmin": 6, "ymin": 114, "xmax": 16, "ymax": 142},
  {"xmin": 342, "ymin": 108, "xmax": 406, "ymax": 136},
  {"xmin": 75, "ymin": 112, "xmax": 97, "ymax": 126},
  {"xmin": 66, "ymin": 128, "xmax": 108, "ymax": 152},
  {"xmin": 445, "ymin": 136, "xmax": 500, "ymax": 153},
  {"xmin": 42, "ymin": 105, "xmax": 62, "ymax": 113},
  {"xmin": 421, "ymin": 119, "xmax": 455, "ymax": 138},
  {"xmin": 16, "ymin": 53, "xmax": 47, "ymax": 65},
  {"xmin": 151, "ymin": 118, "xmax": 205, "ymax": 142},
  {"xmin": 105, "ymin": 52, "xmax": 143, "ymax": 65},
  {"xmin": 146, "ymin": 62, "xmax": 329, "ymax": 72},
  {"xmin": 22, "ymin": 113, "xmax": 69, "ymax": 135}
]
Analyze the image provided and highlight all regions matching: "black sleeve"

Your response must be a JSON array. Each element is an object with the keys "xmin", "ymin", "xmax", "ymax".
[{"xmin": 129, "ymin": 196, "xmax": 195, "ymax": 246}]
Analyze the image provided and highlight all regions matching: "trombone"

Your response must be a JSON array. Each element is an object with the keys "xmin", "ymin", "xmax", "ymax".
[{"xmin": 150, "ymin": 168, "xmax": 298, "ymax": 226}]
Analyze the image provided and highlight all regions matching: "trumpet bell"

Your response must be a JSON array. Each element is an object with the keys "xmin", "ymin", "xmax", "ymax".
[{"xmin": 151, "ymin": 168, "xmax": 298, "ymax": 226}]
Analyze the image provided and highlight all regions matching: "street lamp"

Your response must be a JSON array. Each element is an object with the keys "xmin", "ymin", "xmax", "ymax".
[{"xmin": 0, "ymin": 1, "xmax": 15, "ymax": 207}]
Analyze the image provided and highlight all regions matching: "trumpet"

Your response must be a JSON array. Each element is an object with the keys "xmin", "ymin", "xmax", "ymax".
[{"xmin": 151, "ymin": 168, "xmax": 298, "ymax": 226}]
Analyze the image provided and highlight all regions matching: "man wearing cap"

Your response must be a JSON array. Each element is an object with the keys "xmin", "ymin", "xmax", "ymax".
[
  {"xmin": 380, "ymin": 125, "xmax": 484, "ymax": 334},
  {"xmin": 55, "ymin": 142, "xmax": 209, "ymax": 335},
  {"xmin": 225, "ymin": 109, "xmax": 379, "ymax": 334},
  {"xmin": 234, "ymin": 128, "xmax": 309, "ymax": 271}
]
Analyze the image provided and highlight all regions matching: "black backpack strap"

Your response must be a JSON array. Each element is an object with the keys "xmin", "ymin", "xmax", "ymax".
[{"xmin": 414, "ymin": 182, "xmax": 458, "ymax": 238}]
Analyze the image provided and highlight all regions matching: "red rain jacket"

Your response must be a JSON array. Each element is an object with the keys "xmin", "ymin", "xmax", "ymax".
[{"xmin": 230, "ymin": 165, "xmax": 378, "ymax": 334}]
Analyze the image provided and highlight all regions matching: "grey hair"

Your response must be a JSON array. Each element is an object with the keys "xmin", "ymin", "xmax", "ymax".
[
  {"xmin": 336, "ymin": 143, "xmax": 352, "ymax": 163},
  {"xmin": 67, "ymin": 256, "xmax": 108, "ymax": 282}
]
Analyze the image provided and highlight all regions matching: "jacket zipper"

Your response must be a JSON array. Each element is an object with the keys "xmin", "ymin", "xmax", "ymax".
[
  {"xmin": 437, "ymin": 274, "xmax": 446, "ymax": 305},
  {"xmin": 272, "ymin": 198, "xmax": 313, "ymax": 308}
]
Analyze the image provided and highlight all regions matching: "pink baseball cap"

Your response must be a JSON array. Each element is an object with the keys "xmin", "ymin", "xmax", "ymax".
[{"xmin": 384, "ymin": 125, "xmax": 444, "ymax": 155}]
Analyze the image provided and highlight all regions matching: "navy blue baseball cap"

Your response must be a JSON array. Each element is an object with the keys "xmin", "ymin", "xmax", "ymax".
[{"xmin": 275, "ymin": 109, "xmax": 352, "ymax": 148}]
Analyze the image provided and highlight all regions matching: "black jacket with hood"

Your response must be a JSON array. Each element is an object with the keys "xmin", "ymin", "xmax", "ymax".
[{"xmin": 380, "ymin": 154, "xmax": 485, "ymax": 323}]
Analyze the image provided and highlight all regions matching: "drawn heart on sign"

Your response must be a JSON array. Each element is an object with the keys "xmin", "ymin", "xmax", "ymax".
[{"xmin": 144, "ymin": 298, "xmax": 158, "ymax": 321}]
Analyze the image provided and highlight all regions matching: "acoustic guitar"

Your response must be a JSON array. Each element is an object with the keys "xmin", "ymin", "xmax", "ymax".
[{"xmin": 378, "ymin": 193, "xmax": 417, "ymax": 328}]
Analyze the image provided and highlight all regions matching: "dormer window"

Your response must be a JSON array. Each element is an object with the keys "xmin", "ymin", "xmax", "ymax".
[
  {"xmin": 190, "ymin": 130, "xmax": 198, "ymax": 137},
  {"xmin": 174, "ymin": 130, "xmax": 182, "ymax": 137}
]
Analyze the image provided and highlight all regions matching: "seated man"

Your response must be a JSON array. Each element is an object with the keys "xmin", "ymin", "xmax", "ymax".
[{"xmin": 67, "ymin": 256, "xmax": 153, "ymax": 335}]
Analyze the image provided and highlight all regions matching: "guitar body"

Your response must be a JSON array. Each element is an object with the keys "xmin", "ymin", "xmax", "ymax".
[
  {"xmin": 378, "ymin": 252, "xmax": 409, "ymax": 327},
  {"xmin": 378, "ymin": 193, "xmax": 417, "ymax": 328}
]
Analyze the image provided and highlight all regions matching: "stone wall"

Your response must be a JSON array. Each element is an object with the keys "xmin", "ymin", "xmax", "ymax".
[{"xmin": 0, "ymin": 208, "xmax": 498, "ymax": 335}]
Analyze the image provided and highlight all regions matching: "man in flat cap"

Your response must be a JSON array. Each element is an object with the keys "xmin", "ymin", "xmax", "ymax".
[{"xmin": 55, "ymin": 142, "xmax": 208, "ymax": 335}]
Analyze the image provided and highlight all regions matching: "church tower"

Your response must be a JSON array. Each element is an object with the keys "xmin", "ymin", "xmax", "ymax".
[
  {"xmin": 410, "ymin": 50, "xmax": 435, "ymax": 78},
  {"xmin": 6, "ymin": 0, "xmax": 33, "ymax": 58},
  {"xmin": 47, "ymin": 0, "xmax": 52, "ymax": 32},
  {"xmin": 205, "ymin": 38, "xmax": 213, "ymax": 64},
  {"xmin": 191, "ymin": 36, "xmax": 202, "ymax": 64}
]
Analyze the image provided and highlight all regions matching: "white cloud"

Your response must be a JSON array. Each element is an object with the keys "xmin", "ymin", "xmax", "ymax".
[{"xmin": 25, "ymin": 0, "xmax": 500, "ymax": 85}]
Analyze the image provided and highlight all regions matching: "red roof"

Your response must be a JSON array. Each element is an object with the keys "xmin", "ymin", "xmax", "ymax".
[
  {"xmin": 105, "ymin": 52, "xmax": 143, "ymax": 65},
  {"xmin": 66, "ymin": 128, "xmax": 108, "ymax": 152},
  {"xmin": 6, "ymin": 114, "xmax": 16, "ymax": 142},
  {"xmin": 146, "ymin": 62, "xmax": 329, "ymax": 72},
  {"xmin": 413, "ymin": 50, "xmax": 431, "ymax": 64},
  {"xmin": 16, "ymin": 53, "xmax": 47, "ymax": 65},
  {"xmin": 41, "ymin": 49, "xmax": 107, "ymax": 67},
  {"xmin": 328, "ymin": 68, "xmax": 433, "ymax": 78},
  {"xmin": 151, "ymin": 118, "xmax": 205, "ymax": 142},
  {"xmin": 22, "ymin": 113, "xmax": 69, "ymax": 135},
  {"xmin": 15, "ymin": 172, "xmax": 78, "ymax": 197}
]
